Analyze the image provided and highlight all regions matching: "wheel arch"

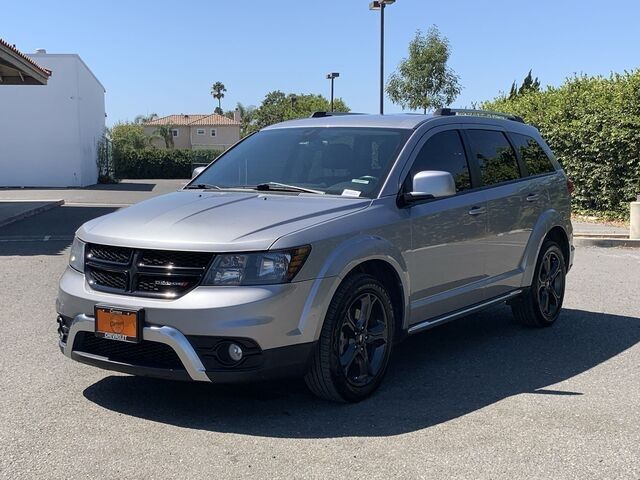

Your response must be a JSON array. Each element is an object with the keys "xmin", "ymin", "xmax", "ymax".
[{"xmin": 521, "ymin": 209, "xmax": 572, "ymax": 287}]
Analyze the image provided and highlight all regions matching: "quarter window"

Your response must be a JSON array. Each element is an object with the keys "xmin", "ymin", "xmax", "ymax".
[
  {"xmin": 409, "ymin": 130, "xmax": 471, "ymax": 192},
  {"xmin": 210, "ymin": 129, "xmax": 217, "ymax": 137},
  {"xmin": 511, "ymin": 133, "xmax": 556, "ymax": 176},
  {"xmin": 466, "ymin": 130, "xmax": 520, "ymax": 186}
]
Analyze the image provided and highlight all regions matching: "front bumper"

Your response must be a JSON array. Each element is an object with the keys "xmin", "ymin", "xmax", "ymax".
[
  {"xmin": 58, "ymin": 314, "xmax": 316, "ymax": 383},
  {"xmin": 57, "ymin": 266, "xmax": 336, "ymax": 383}
]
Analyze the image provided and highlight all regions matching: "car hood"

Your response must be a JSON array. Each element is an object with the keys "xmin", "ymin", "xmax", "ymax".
[{"xmin": 77, "ymin": 190, "xmax": 370, "ymax": 251}]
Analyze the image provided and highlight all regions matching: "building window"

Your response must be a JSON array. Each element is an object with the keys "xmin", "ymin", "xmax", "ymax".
[
  {"xmin": 196, "ymin": 128, "xmax": 205, "ymax": 135},
  {"xmin": 171, "ymin": 129, "xmax": 179, "ymax": 137},
  {"xmin": 210, "ymin": 129, "xmax": 217, "ymax": 137}
]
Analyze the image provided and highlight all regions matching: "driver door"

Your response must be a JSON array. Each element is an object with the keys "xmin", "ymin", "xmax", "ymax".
[{"xmin": 404, "ymin": 127, "xmax": 488, "ymax": 325}]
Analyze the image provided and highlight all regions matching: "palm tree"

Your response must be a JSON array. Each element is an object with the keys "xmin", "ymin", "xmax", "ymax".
[
  {"xmin": 210, "ymin": 81, "xmax": 227, "ymax": 113},
  {"xmin": 152, "ymin": 125, "xmax": 175, "ymax": 149},
  {"xmin": 134, "ymin": 113, "xmax": 158, "ymax": 124}
]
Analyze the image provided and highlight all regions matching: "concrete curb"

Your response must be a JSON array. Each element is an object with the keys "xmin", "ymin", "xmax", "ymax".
[
  {"xmin": 574, "ymin": 236, "xmax": 640, "ymax": 248},
  {"xmin": 0, "ymin": 200, "xmax": 64, "ymax": 228}
]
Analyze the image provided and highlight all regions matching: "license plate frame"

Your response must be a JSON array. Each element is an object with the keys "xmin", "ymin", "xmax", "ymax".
[{"xmin": 94, "ymin": 305, "xmax": 144, "ymax": 343}]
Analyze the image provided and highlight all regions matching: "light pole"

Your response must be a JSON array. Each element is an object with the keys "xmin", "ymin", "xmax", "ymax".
[
  {"xmin": 326, "ymin": 72, "xmax": 340, "ymax": 111},
  {"xmin": 369, "ymin": 0, "xmax": 395, "ymax": 115}
]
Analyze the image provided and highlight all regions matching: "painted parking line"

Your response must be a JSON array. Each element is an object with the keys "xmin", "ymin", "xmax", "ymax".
[
  {"xmin": 63, "ymin": 202, "xmax": 130, "ymax": 207},
  {"xmin": 0, "ymin": 235, "xmax": 74, "ymax": 242}
]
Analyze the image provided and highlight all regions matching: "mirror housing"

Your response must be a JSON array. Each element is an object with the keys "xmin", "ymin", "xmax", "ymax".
[
  {"xmin": 400, "ymin": 170, "xmax": 456, "ymax": 206},
  {"xmin": 192, "ymin": 166, "xmax": 206, "ymax": 179}
]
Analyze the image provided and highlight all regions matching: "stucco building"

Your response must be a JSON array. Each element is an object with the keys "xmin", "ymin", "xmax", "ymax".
[
  {"xmin": 143, "ymin": 112, "xmax": 241, "ymax": 151},
  {"xmin": 0, "ymin": 47, "xmax": 105, "ymax": 187}
]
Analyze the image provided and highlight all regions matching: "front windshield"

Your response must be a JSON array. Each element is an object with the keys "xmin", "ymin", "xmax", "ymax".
[{"xmin": 190, "ymin": 127, "xmax": 410, "ymax": 198}]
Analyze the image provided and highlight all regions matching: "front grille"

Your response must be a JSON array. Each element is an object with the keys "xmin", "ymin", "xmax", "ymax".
[
  {"xmin": 74, "ymin": 332, "xmax": 185, "ymax": 370},
  {"xmin": 88, "ymin": 268, "xmax": 127, "ymax": 291},
  {"xmin": 85, "ymin": 243, "xmax": 214, "ymax": 298},
  {"xmin": 87, "ymin": 244, "xmax": 132, "ymax": 264}
]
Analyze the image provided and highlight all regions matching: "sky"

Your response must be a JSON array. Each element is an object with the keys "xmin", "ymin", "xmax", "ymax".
[{"xmin": 3, "ymin": 0, "xmax": 638, "ymax": 126}]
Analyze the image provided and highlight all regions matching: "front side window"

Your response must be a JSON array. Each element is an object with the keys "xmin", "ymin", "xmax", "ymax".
[
  {"xmin": 196, "ymin": 128, "xmax": 205, "ymax": 135},
  {"xmin": 511, "ymin": 133, "xmax": 556, "ymax": 176},
  {"xmin": 191, "ymin": 127, "xmax": 410, "ymax": 198},
  {"xmin": 409, "ymin": 130, "xmax": 471, "ymax": 192},
  {"xmin": 466, "ymin": 130, "xmax": 520, "ymax": 186},
  {"xmin": 171, "ymin": 129, "xmax": 179, "ymax": 137}
]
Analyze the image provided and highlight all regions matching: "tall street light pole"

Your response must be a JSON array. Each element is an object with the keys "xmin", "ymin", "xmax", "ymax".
[
  {"xmin": 369, "ymin": 0, "xmax": 395, "ymax": 115},
  {"xmin": 326, "ymin": 72, "xmax": 340, "ymax": 111}
]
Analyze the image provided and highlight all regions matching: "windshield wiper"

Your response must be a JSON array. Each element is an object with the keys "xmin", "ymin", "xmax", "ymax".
[
  {"xmin": 184, "ymin": 183, "xmax": 221, "ymax": 190},
  {"xmin": 255, "ymin": 182, "xmax": 324, "ymax": 195}
]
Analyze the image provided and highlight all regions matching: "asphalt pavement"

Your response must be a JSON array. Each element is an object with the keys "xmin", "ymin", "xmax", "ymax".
[{"xmin": 0, "ymin": 206, "xmax": 639, "ymax": 479}]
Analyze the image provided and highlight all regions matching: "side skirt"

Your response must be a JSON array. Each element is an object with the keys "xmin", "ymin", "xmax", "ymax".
[{"xmin": 407, "ymin": 289, "xmax": 522, "ymax": 335}]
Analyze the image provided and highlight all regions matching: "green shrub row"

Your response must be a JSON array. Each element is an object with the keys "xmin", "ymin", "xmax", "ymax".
[
  {"xmin": 482, "ymin": 71, "xmax": 640, "ymax": 218},
  {"xmin": 113, "ymin": 148, "xmax": 222, "ymax": 179}
]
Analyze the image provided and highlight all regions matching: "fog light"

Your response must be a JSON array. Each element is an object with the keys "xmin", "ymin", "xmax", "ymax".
[{"xmin": 228, "ymin": 343, "xmax": 243, "ymax": 362}]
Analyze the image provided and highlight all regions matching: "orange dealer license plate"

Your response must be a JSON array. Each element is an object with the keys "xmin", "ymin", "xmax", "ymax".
[{"xmin": 94, "ymin": 305, "xmax": 143, "ymax": 343}]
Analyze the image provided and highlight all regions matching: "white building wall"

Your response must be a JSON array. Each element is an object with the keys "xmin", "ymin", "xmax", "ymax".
[{"xmin": 0, "ymin": 53, "xmax": 105, "ymax": 187}]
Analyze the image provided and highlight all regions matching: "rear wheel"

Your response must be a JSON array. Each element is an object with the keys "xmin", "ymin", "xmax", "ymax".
[
  {"xmin": 512, "ymin": 240, "xmax": 566, "ymax": 327},
  {"xmin": 304, "ymin": 273, "xmax": 395, "ymax": 402}
]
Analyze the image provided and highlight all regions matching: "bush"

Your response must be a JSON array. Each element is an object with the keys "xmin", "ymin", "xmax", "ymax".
[
  {"xmin": 482, "ymin": 71, "xmax": 640, "ymax": 218},
  {"xmin": 113, "ymin": 148, "xmax": 222, "ymax": 179}
]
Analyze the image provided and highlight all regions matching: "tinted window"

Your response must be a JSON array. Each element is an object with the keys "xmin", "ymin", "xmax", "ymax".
[
  {"xmin": 511, "ymin": 133, "xmax": 556, "ymax": 176},
  {"xmin": 193, "ymin": 127, "xmax": 410, "ymax": 198},
  {"xmin": 466, "ymin": 130, "xmax": 520, "ymax": 186},
  {"xmin": 410, "ymin": 130, "xmax": 471, "ymax": 192}
]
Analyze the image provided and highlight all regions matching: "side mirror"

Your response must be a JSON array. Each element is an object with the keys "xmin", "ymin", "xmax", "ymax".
[
  {"xmin": 192, "ymin": 166, "xmax": 206, "ymax": 178},
  {"xmin": 400, "ymin": 170, "xmax": 456, "ymax": 206}
]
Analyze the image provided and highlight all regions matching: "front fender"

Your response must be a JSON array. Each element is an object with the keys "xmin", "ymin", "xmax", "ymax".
[{"xmin": 294, "ymin": 234, "xmax": 411, "ymax": 343}]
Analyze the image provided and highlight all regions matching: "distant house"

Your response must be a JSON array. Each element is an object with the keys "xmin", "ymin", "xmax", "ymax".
[
  {"xmin": 143, "ymin": 112, "xmax": 241, "ymax": 151},
  {"xmin": 0, "ymin": 46, "xmax": 105, "ymax": 187}
]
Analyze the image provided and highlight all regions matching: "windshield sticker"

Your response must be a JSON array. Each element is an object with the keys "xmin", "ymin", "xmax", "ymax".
[
  {"xmin": 342, "ymin": 189, "xmax": 362, "ymax": 197},
  {"xmin": 351, "ymin": 178, "xmax": 369, "ymax": 184}
]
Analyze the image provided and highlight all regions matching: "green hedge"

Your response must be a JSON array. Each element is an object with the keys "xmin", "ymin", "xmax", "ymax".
[
  {"xmin": 113, "ymin": 148, "xmax": 222, "ymax": 179},
  {"xmin": 482, "ymin": 71, "xmax": 640, "ymax": 218}
]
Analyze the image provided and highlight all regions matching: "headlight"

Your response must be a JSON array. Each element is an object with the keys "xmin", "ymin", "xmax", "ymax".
[
  {"xmin": 202, "ymin": 246, "xmax": 311, "ymax": 286},
  {"xmin": 69, "ymin": 237, "xmax": 85, "ymax": 272}
]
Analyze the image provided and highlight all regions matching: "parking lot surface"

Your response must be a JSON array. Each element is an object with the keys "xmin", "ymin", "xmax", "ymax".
[{"xmin": 1, "ymin": 206, "xmax": 639, "ymax": 479}]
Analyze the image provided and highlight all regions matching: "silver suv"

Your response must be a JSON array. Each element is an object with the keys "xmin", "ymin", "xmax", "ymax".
[{"xmin": 57, "ymin": 109, "xmax": 574, "ymax": 402}]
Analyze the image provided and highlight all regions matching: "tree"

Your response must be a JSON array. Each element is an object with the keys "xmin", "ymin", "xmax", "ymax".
[
  {"xmin": 152, "ymin": 125, "xmax": 175, "ymax": 149},
  {"xmin": 248, "ymin": 91, "xmax": 349, "ymax": 134},
  {"xmin": 110, "ymin": 122, "xmax": 148, "ymax": 151},
  {"xmin": 211, "ymin": 81, "xmax": 227, "ymax": 112},
  {"xmin": 224, "ymin": 102, "xmax": 258, "ymax": 137},
  {"xmin": 386, "ymin": 26, "xmax": 461, "ymax": 113},
  {"xmin": 133, "ymin": 113, "xmax": 158, "ymax": 124},
  {"xmin": 509, "ymin": 70, "xmax": 541, "ymax": 99}
]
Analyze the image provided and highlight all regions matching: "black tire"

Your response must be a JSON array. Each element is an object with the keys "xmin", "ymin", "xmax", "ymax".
[
  {"xmin": 511, "ymin": 240, "xmax": 567, "ymax": 327},
  {"xmin": 304, "ymin": 273, "xmax": 395, "ymax": 402}
]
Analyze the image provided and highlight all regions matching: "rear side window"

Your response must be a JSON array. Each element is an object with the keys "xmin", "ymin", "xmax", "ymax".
[
  {"xmin": 466, "ymin": 130, "xmax": 520, "ymax": 186},
  {"xmin": 511, "ymin": 133, "xmax": 556, "ymax": 176},
  {"xmin": 410, "ymin": 130, "xmax": 471, "ymax": 192}
]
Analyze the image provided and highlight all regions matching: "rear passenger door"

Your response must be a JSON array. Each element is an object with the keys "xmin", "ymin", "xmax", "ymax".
[{"xmin": 463, "ymin": 128, "xmax": 530, "ymax": 298}]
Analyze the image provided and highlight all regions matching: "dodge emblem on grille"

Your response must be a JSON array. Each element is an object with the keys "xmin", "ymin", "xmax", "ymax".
[{"xmin": 154, "ymin": 280, "xmax": 189, "ymax": 287}]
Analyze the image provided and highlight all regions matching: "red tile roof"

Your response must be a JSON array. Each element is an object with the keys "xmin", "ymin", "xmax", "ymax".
[
  {"xmin": 0, "ymin": 38, "xmax": 52, "ymax": 77},
  {"xmin": 145, "ymin": 113, "xmax": 240, "ymax": 126}
]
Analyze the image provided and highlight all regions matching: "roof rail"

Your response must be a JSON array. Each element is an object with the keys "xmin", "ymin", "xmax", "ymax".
[
  {"xmin": 433, "ymin": 108, "xmax": 525, "ymax": 123},
  {"xmin": 310, "ymin": 111, "xmax": 365, "ymax": 118}
]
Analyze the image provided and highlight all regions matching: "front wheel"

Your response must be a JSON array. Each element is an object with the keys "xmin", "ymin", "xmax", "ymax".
[
  {"xmin": 511, "ymin": 240, "xmax": 567, "ymax": 327},
  {"xmin": 304, "ymin": 273, "xmax": 395, "ymax": 402}
]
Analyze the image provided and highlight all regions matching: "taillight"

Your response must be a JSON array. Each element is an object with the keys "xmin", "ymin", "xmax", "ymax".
[{"xmin": 566, "ymin": 178, "xmax": 575, "ymax": 195}]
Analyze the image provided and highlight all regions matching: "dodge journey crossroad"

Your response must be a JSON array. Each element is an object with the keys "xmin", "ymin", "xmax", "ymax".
[{"xmin": 57, "ymin": 109, "xmax": 574, "ymax": 402}]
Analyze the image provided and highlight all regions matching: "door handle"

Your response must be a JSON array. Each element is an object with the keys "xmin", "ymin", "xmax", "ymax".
[
  {"xmin": 526, "ymin": 193, "xmax": 540, "ymax": 202},
  {"xmin": 468, "ymin": 206, "xmax": 486, "ymax": 216}
]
